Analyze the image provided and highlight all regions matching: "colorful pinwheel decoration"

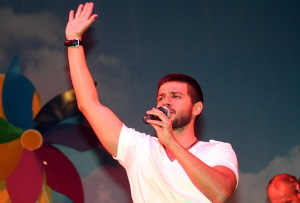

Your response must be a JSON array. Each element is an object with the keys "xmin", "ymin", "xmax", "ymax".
[{"xmin": 0, "ymin": 56, "xmax": 100, "ymax": 203}]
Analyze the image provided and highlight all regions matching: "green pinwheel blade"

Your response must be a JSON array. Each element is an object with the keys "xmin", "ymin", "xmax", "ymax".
[{"xmin": 0, "ymin": 117, "xmax": 23, "ymax": 143}]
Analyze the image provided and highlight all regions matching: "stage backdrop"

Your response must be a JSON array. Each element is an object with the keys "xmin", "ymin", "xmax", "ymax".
[{"xmin": 0, "ymin": 0, "xmax": 299, "ymax": 202}]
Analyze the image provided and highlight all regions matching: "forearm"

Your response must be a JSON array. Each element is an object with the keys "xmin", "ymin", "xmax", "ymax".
[
  {"xmin": 167, "ymin": 142, "xmax": 235, "ymax": 202},
  {"xmin": 68, "ymin": 46, "xmax": 100, "ymax": 109}
]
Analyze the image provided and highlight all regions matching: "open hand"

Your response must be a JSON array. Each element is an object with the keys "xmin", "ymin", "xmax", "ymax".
[{"xmin": 65, "ymin": 2, "xmax": 98, "ymax": 40}]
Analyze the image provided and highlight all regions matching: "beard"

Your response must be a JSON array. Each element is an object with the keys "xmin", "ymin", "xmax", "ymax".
[{"xmin": 172, "ymin": 106, "xmax": 193, "ymax": 130}]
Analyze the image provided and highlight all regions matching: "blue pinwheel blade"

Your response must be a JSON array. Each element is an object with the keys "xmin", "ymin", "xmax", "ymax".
[
  {"xmin": 43, "ymin": 123, "xmax": 100, "ymax": 151},
  {"xmin": 2, "ymin": 55, "xmax": 35, "ymax": 129}
]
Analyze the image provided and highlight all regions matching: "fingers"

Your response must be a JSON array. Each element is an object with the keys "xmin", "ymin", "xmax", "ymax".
[
  {"xmin": 75, "ymin": 4, "xmax": 84, "ymax": 18},
  {"xmin": 146, "ymin": 108, "xmax": 169, "ymax": 126},
  {"xmin": 68, "ymin": 3, "xmax": 98, "ymax": 25},
  {"xmin": 88, "ymin": 14, "xmax": 99, "ymax": 23},
  {"xmin": 82, "ymin": 2, "xmax": 94, "ymax": 17},
  {"xmin": 69, "ymin": 10, "xmax": 74, "ymax": 21},
  {"xmin": 73, "ymin": 2, "xmax": 94, "ymax": 19},
  {"xmin": 66, "ymin": 2, "xmax": 98, "ymax": 39}
]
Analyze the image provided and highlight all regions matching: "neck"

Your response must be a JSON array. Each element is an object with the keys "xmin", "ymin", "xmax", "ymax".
[
  {"xmin": 164, "ymin": 123, "xmax": 198, "ymax": 161},
  {"xmin": 173, "ymin": 122, "xmax": 198, "ymax": 148}
]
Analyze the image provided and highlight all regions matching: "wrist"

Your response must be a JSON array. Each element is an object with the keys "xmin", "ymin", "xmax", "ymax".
[{"xmin": 163, "ymin": 138, "xmax": 179, "ymax": 149}]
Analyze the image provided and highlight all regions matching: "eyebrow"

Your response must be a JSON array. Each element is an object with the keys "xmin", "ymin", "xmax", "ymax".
[{"xmin": 157, "ymin": 91, "xmax": 183, "ymax": 97}]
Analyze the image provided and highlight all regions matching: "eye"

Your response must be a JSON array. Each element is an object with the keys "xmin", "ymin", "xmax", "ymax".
[
  {"xmin": 172, "ymin": 94, "xmax": 181, "ymax": 99},
  {"xmin": 158, "ymin": 96, "xmax": 165, "ymax": 101}
]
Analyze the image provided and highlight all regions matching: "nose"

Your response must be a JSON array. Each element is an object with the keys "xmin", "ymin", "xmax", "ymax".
[{"xmin": 161, "ymin": 96, "xmax": 171, "ymax": 107}]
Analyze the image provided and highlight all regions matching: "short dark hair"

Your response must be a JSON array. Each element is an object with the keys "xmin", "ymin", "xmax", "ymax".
[{"xmin": 157, "ymin": 73, "xmax": 204, "ymax": 104}]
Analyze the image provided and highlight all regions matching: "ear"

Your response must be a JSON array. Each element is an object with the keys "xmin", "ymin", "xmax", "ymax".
[
  {"xmin": 193, "ymin": 101, "xmax": 203, "ymax": 116},
  {"xmin": 297, "ymin": 183, "xmax": 300, "ymax": 200}
]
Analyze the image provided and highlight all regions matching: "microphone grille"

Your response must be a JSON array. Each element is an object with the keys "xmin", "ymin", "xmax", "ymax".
[{"xmin": 158, "ymin": 106, "xmax": 170, "ymax": 118}]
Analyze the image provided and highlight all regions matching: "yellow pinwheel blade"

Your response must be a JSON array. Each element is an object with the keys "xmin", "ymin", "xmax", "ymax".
[
  {"xmin": 38, "ymin": 177, "xmax": 52, "ymax": 203},
  {"xmin": 0, "ymin": 139, "xmax": 24, "ymax": 180},
  {"xmin": 0, "ymin": 74, "xmax": 6, "ymax": 119},
  {"xmin": 0, "ymin": 180, "xmax": 10, "ymax": 203}
]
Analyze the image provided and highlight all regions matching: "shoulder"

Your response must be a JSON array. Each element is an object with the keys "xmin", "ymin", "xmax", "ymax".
[
  {"xmin": 119, "ymin": 124, "xmax": 157, "ymax": 146},
  {"xmin": 116, "ymin": 124, "xmax": 160, "ymax": 164},
  {"xmin": 195, "ymin": 140, "xmax": 239, "ymax": 181},
  {"xmin": 193, "ymin": 139, "xmax": 237, "ymax": 161},
  {"xmin": 199, "ymin": 139, "xmax": 234, "ymax": 149}
]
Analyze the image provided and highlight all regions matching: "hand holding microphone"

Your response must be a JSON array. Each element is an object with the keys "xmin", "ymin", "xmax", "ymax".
[{"xmin": 143, "ymin": 106, "xmax": 170, "ymax": 124}]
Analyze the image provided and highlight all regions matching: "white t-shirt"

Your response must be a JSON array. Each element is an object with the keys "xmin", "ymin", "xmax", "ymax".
[{"xmin": 114, "ymin": 124, "xmax": 239, "ymax": 203}]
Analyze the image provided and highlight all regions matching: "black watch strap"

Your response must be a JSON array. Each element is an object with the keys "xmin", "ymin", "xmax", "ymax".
[{"xmin": 64, "ymin": 39, "xmax": 83, "ymax": 47}]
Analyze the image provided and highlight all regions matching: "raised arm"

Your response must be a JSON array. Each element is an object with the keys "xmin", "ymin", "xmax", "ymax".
[{"xmin": 66, "ymin": 2, "xmax": 123, "ymax": 157}]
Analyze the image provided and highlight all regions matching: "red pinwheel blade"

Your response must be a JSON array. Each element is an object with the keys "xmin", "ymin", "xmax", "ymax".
[
  {"xmin": 35, "ymin": 143, "xmax": 84, "ymax": 203},
  {"xmin": 6, "ymin": 149, "xmax": 43, "ymax": 203}
]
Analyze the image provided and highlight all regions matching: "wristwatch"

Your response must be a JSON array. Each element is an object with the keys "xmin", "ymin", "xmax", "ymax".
[{"xmin": 64, "ymin": 39, "xmax": 83, "ymax": 47}]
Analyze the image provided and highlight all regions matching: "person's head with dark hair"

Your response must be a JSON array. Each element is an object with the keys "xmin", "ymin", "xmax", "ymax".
[
  {"xmin": 156, "ymin": 73, "xmax": 204, "ymax": 130},
  {"xmin": 267, "ymin": 173, "xmax": 300, "ymax": 203},
  {"xmin": 157, "ymin": 73, "xmax": 204, "ymax": 104}
]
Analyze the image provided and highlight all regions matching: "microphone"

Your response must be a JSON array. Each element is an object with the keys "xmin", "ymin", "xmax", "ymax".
[{"xmin": 143, "ymin": 106, "xmax": 170, "ymax": 124}]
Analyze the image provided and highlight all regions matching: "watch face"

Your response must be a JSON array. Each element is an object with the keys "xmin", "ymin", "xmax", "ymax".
[{"xmin": 71, "ymin": 40, "xmax": 78, "ymax": 46}]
